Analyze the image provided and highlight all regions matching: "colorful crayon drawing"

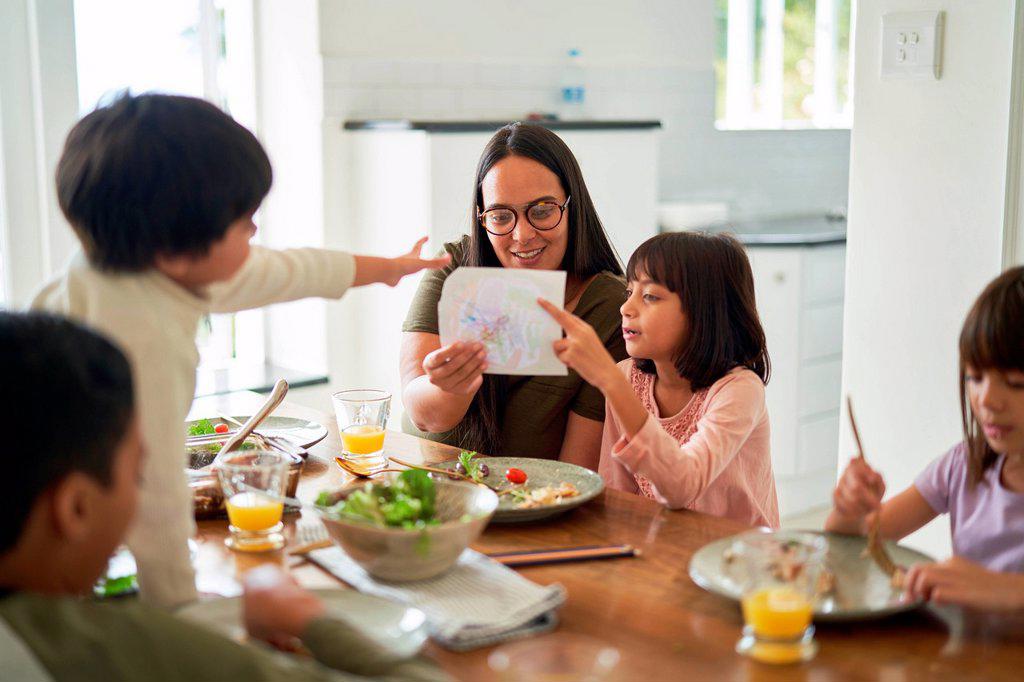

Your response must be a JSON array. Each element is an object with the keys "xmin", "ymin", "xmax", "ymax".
[{"xmin": 438, "ymin": 266, "xmax": 567, "ymax": 376}]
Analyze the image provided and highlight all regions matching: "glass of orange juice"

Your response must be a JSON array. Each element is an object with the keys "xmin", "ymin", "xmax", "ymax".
[
  {"xmin": 332, "ymin": 389, "xmax": 390, "ymax": 469},
  {"xmin": 732, "ymin": 530, "xmax": 827, "ymax": 664},
  {"xmin": 216, "ymin": 451, "xmax": 289, "ymax": 552}
]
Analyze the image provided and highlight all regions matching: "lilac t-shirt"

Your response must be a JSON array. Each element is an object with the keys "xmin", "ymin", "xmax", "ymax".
[{"xmin": 914, "ymin": 442, "xmax": 1024, "ymax": 572}]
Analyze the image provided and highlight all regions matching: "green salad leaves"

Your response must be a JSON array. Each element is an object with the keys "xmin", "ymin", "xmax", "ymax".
[
  {"xmin": 188, "ymin": 418, "xmax": 217, "ymax": 436},
  {"xmin": 317, "ymin": 469, "xmax": 439, "ymax": 529}
]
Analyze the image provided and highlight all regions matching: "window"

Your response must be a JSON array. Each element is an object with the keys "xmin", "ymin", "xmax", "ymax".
[
  {"xmin": 715, "ymin": 0, "xmax": 854, "ymax": 129},
  {"xmin": 73, "ymin": 0, "xmax": 261, "ymax": 369}
]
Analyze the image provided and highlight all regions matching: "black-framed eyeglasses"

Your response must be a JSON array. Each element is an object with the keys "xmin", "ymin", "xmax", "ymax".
[{"xmin": 477, "ymin": 196, "xmax": 572, "ymax": 236}]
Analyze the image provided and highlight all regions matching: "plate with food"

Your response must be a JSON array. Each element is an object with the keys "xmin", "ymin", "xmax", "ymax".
[
  {"xmin": 435, "ymin": 453, "xmax": 604, "ymax": 523},
  {"xmin": 177, "ymin": 589, "xmax": 428, "ymax": 658},
  {"xmin": 688, "ymin": 529, "xmax": 935, "ymax": 622},
  {"xmin": 186, "ymin": 415, "xmax": 328, "ymax": 449}
]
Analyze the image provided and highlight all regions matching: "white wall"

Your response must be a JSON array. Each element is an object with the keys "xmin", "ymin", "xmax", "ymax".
[
  {"xmin": 840, "ymin": 2, "xmax": 1017, "ymax": 558},
  {"xmin": 316, "ymin": 0, "xmax": 850, "ymax": 220}
]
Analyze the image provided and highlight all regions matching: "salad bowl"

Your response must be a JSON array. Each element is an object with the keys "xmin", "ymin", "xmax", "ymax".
[{"xmin": 316, "ymin": 473, "xmax": 498, "ymax": 582}]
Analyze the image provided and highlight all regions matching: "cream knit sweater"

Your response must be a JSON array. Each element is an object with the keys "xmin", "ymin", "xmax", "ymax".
[{"xmin": 32, "ymin": 246, "xmax": 355, "ymax": 607}]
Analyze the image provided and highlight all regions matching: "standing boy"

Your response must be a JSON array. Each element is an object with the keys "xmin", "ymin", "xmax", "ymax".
[{"xmin": 33, "ymin": 93, "xmax": 447, "ymax": 607}]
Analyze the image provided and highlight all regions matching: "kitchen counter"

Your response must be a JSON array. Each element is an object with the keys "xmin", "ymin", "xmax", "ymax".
[
  {"xmin": 343, "ymin": 119, "xmax": 661, "ymax": 133},
  {"xmin": 699, "ymin": 214, "xmax": 847, "ymax": 246}
]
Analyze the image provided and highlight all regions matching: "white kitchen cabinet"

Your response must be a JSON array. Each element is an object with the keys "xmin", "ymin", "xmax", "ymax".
[{"xmin": 747, "ymin": 243, "xmax": 846, "ymax": 517}]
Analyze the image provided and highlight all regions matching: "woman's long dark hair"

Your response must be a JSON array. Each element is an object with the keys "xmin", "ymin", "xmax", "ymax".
[
  {"xmin": 627, "ymin": 232, "xmax": 770, "ymax": 389},
  {"xmin": 455, "ymin": 122, "xmax": 623, "ymax": 455},
  {"xmin": 958, "ymin": 266, "xmax": 1024, "ymax": 487}
]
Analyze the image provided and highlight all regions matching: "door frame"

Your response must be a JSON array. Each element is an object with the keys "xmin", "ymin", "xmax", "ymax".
[{"xmin": 1004, "ymin": 0, "xmax": 1024, "ymax": 266}]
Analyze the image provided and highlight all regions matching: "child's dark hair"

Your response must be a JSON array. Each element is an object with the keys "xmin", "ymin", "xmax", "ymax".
[
  {"xmin": 626, "ymin": 232, "xmax": 770, "ymax": 389},
  {"xmin": 56, "ymin": 92, "xmax": 272, "ymax": 271},
  {"xmin": 958, "ymin": 265, "xmax": 1024, "ymax": 487},
  {"xmin": 0, "ymin": 312, "xmax": 134, "ymax": 553}
]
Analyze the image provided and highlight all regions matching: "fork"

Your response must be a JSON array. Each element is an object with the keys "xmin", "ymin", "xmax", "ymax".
[{"xmin": 288, "ymin": 520, "xmax": 332, "ymax": 556}]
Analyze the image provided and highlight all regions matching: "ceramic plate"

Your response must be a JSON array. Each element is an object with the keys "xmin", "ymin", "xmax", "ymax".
[
  {"xmin": 186, "ymin": 415, "xmax": 328, "ymax": 449},
  {"xmin": 176, "ymin": 589, "xmax": 428, "ymax": 658},
  {"xmin": 435, "ymin": 456, "xmax": 604, "ymax": 523},
  {"xmin": 688, "ymin": 530, "xmax": 935, "ymax": 622}
]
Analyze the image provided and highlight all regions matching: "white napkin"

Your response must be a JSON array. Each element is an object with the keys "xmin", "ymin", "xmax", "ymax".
[{"xmin": 307, "ymin": 547, "xmax": 565, "ymax": 651}]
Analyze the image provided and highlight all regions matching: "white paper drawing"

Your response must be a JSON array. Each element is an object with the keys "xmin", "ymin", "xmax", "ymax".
[{"xmin": 438, "ymin": 266, "xmax": 567, "ymax": 376}]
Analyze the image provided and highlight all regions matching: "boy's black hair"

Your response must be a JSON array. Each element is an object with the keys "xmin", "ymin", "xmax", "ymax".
[
  {"xmin": 0, "ymin": 312, "xmax": 134, "ymax": 553},
  {"xmin": 56, "ymin": 92, "xmax": 272, "ymax": 271}
]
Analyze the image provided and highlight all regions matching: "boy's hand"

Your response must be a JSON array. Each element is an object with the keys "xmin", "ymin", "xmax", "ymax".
[
  {"xmin": 352, "ymin": 236, "xmax": 451, "ymax": 287},
  {"xmin": 833, "ymin": 457, "xmax": 886, "ymax": 523},
  {"xmin": 904, "ymin": 556, "xmax": 1024, "ymax": 611},
  {"xmin": 242, "ymin": 565, "xmax": 326, "ymax": 650},
  {"xmin": 538, "ymin": 298, "xmax": 619, "ymax": 390}
]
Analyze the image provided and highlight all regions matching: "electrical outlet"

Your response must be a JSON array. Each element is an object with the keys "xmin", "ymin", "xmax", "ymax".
[{"xmin": 881, "ymin": 11, "xmax": 945, "ymax": 80}]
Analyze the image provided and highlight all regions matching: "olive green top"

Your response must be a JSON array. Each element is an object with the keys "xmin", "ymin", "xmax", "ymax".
[
  {"xmin": 402, "ymin": 236, "xmax": 627, "ymax": 459},
  {"xmin": 0, "ymin": 591, "xmax": 448, "ymax": 682}
]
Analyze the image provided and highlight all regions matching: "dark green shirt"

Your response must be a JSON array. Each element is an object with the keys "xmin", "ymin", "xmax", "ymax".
[
  {"xmin": 0, "ymin": 592, "xmax": 448, "ymax": 682},
  {"xmin": 402, "ymin": 236, "xmax": 627, "ymax": 459}
]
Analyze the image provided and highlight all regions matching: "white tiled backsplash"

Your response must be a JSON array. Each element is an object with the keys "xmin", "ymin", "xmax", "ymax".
[{"xmin": 322, "ymin": 57, "xmax": 851, "ymax": 221}]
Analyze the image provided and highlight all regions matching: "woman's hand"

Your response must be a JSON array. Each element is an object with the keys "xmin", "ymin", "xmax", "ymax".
[
  {"xmin": 352, "ymin": 236, "xmax": 451, "ymax": 287},
  {"xmin": 422, "ymin": 341, "xmax": 487, "ymax": 395},
  {"xmin": 904, "ymin": 556, "xmax": 1024, "ymax": 611},
  {"xmin": 242, "ymin": 565, "xmax": 326, "ymax": 650},
  {"xmin": 538, "ymin": 298, "xmax": 620, "ymax": 390},
  {"xmin": 832, "ymin": 456, "xmax": 886, "ymax": 525}
]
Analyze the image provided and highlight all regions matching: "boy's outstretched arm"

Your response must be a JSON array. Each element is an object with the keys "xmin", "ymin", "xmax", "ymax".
[
  {"xmin": 352, "ymin": 236, "xmax": 451, "ymax": 287},
  {"xmin": 209, "ymin": 237, "xmax": 449, "ymax": 313}
]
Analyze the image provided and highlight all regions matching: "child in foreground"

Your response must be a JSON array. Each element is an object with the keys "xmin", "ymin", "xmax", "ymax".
[
  {"xmin": 0, "ymin": 312, "xmax": 448, "ymax": 682},
  {"xmin": 540, "ymin": 232, "xmax": 779, "ymax": 527},
  {"xmin": 32, "ymin": 93, "xmax": 448, "ymax": 607},
  {"xmin": 825, "ymin": 266, "xmax": 1024, "ymax": 611}
]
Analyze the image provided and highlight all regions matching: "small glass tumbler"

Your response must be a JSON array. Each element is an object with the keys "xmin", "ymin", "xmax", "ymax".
[
  {"xmin": 487, "ymin": 633, "xmax": 621, "ymax": 681},
  {"xmin": 732, "ymin": 530, "xmax": 827, "ymax": 665},
  {"xmin": 216, "ymin": 451, "xmax": 289, "ymax": 552},
  {"xmin": 332, "ymin": 389, "xmax": 390, "ymax": 468}
]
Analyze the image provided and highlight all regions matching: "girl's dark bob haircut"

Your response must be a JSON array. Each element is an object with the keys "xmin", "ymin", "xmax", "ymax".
[
  {"xmin": 958, "ymin": 265, "xmax": 1024, "ymax": 487},
  {"xmin": 626, "ymin": 231, "xmax": 770, "ymax": 389},
  {"xmin": 56, "ymin": 92, "xmax": 272, "ymax": 271}
]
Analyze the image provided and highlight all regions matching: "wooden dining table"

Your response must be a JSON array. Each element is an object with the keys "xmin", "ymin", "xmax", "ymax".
[{"xmin": 190, "ymin": 391, "xmax": 1024, "ymax": 680}]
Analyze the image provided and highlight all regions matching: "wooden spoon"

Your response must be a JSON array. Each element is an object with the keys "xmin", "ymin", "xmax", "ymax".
[{"xmin": 215, "ymin": 379, "xmax": 289, "ymax": 462}]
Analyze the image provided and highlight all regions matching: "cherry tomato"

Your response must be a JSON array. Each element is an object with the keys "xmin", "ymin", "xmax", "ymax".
[
  {"xmin": 214, "ymin": 423, "xmax": 230, "ymax": 434},
  {"xmin": 505, "ymin": 468, "xmax": 527, "ymax": 485}
]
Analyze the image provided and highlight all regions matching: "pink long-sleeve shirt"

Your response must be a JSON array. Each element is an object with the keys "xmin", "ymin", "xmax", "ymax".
[{"xmin": 598, "ymin": 360, "xmax": 780, "ymax": 528}]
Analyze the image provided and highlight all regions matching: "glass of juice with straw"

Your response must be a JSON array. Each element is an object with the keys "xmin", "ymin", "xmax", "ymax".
[
  {"xmin": 332, "ymin": 389, "xmax": 390, "ymax": 469},
  {"xmin": 216, "ymin": 451, "xmax": 289, "ymax": 552},
  {"xmin": 732, "ymin": 530, "xmax": 827, "ymax": 664}
]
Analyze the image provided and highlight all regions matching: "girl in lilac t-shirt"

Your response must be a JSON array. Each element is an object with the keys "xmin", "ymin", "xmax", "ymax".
[{"xmin": 826, "ymin": 266, "xmax": 1024, "ymax": 612}]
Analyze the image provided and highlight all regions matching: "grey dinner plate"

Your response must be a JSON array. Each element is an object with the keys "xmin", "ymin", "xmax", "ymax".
[
  {"xmin": 186, "ymin": 415, "xmax": 328, "ymax": 449},
  {"xmin": 436, "ymin": 456, "xmax": 604, "ymax": 523},
  {"xmin": 176, "ymin": 589, "xmax": 428, "ymax": 658},
  {"xmin": 688, "ymin": 530, "xmax": 936, "ymax": 622}
]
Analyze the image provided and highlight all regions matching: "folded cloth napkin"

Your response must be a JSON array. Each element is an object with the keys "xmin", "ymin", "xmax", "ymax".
[{"xmin": 306, "ymin": 547, "xmax": 566, "ymax": 651}]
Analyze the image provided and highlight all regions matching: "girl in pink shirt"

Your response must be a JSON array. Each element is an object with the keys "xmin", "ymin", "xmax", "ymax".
[
  {"xmin": 540, "ymin": 232, "xmax": 779, "ymax": 527},
  {"xmin": 826, "ymin": 266, "xmax": 1024, "ymax": 613}
]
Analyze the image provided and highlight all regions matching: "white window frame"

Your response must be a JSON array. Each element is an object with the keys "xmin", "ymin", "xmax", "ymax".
[
  {"xmin": 0, "ymin": 0, "xmax": 80, "ymax": 308},
  {"xmin": 719, "ymin": 0, "xmax": 855, "ymax": 131}
]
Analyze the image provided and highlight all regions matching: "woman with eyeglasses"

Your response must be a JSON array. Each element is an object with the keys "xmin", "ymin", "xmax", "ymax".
[{"xmin": 399, "ymin": 123, "xmax": 627, "ymax": 467}]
